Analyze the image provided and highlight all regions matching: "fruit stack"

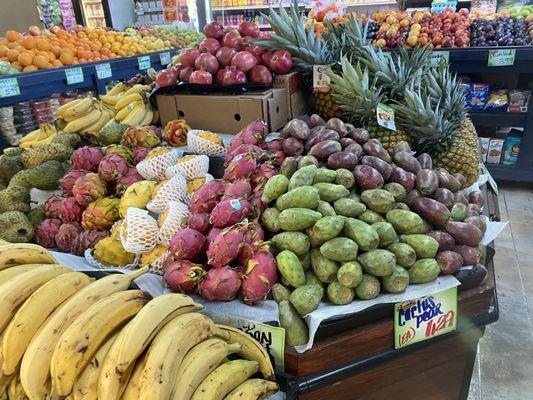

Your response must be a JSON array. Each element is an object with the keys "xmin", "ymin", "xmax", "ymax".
[
  {"xmin": 0, "ymin": 243, "xmax": 278, "ymax": 400},
  {"xmin": 470, "ymin": 16, "xmax": 532, "ymax": 47},
  {"xmin": 99, "ymin": 82, "xmax": 156, "ymax": 127}
]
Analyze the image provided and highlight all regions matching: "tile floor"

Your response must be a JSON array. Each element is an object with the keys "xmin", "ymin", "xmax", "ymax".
[{"xmin": 468, "ymin": 183, "xmax": 533, "ymax": 400}]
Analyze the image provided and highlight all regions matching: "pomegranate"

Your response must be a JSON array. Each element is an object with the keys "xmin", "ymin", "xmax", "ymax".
[
  {"xmin": 220, "ymin": 67, "xmax": 247, "ymax": 86},
  {"xmin": 204, "ymin": 21, "xmax": 224, "ymax": 40},
  {"xmin": 189, "ymin": 70, "xmax": 213, "ymax": 84},
  {"xmin": 198, "ymin": 37, "xmax": 221, "ymax": 55},
  {"xmin": 269, "ymin": 50, "xmax": 292, "ymax": 74},
  {"xmin": 180, "ymin": 48, "xmax": 200, "ymax": 68},
  {"xmin": 216, "ymin": 46, "xmax": 237, "ymax": 67},
  {"xmin": 222, "ymin": 30, "xmax": 243, "ymax": 50},
  {"xmin": 216, "ymin": 68, "xmax": 228, "ymax": 84},
  {"xmin": 247, "ymin": 44, "xmax": 266, "ymax": 59},
  {"xmin": 249, "ymin": 65, "xmax": 272, "ymax": 84},
  {"xmin": 238, "ymin": 21, "xmax": 260, "ymax": 38},
  {"xmin": 231, "ymin": 51, "xmax": 257, "ymax": 72},
  {"xmin": 261, "ymin": 51, "xmax": 274, "ymax": 68},
  {"xmin": 179, "ymin": 66, "xmax": 194, "ymax": 82},
  {"xmin": 195, "ymin": 53, "xmax": 219, "ymax": 75}
]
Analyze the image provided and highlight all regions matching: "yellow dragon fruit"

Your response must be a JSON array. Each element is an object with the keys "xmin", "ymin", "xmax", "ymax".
[
  {"xmin": 118, "ymin": 180, "xmax": 157, "ymax": 217},
  {"xmin": 82, "ymin": 197, "xmax": 120, "ymax": 230},
  {"xmin": 93, "ymin": 237, "xmax": 136, "ymax": 266}
]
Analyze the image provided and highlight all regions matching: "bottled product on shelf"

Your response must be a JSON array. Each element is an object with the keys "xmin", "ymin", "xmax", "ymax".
[{"xmin": 215, "ymin": 12, "xmax": 270, "ymax": 28}]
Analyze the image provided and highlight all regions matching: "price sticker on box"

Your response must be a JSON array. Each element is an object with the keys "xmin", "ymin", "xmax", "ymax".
[
  {"xmin": 376, "ymin": 103, "xmax": 396, "ymax": 131},
  {"xmin": 488, "ymin": 49, "xmax": 515, "ymax": 67},
  {"xmin": 138, "ymin": 56, "xmax": 151, "ymax": 70},
  {"xmin": 429, "ymin": 51, "xmax": 450, "ymax": 66},
  {"xmin": 95, "ymin": 63, "xmax": 112, "ymax": 80},
  {"xmin": 159, "ymin": 51, "xmax": 171, "ymax": 66},
  {"xmin": 0, "ymin": 78, "xmax": 20, "ymax": 98},
  {"xmin": 394, "ymin": 286, "xmax": 457, "ymax": 349},
  {"xmin": 65, "ymin": 67, "xmax": 84, "ymax": 85}
]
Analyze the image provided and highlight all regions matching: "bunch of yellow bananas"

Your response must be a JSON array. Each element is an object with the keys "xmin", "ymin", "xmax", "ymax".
[
  {"xmin": 18, "ymin": 124, "xmax": 57, "ymax": 149},
  {"xmin": 56, "ymin": 97, "xmax": 116, "ymax": 137},
  {"xmin": 0, "ymin": 243, "xmax": 278, "ymax": 400},
  {"xmin": 100, "ymin": 83, "xmax": 155, "ymax": 126}
]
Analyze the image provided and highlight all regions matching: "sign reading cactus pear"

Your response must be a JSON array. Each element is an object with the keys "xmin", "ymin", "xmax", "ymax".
[
  {"xmin": 488, "ymin": 49, "xmax": 515, "ymax": 67},
  {"xmin": 0, "ymin": 78, "xmax": 20, "ymax": 98},
  {"xmin": 65, "ymin": 67, "xmax": 84, "ymax": 85},
  {"xmin": 376, "ymin": 103, "xmax": 396, "ymax": 132},
  {"xmin": 95, "ymin": 63, "xmax": 112, "ymax": 80},
  {"xmin": 394, "ymin": 286, "xmax": 457, "ymax": 349}
]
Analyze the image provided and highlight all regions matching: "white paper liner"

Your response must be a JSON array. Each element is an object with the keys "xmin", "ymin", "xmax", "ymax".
[
  {"xmin": 136, "ymin": 149, "xmax": 181, "ymax": 180},
  {"xmin": 147, "ymin": 174, "xmax": 188, "ymax": 213},
  {"xmin": 165, "ymin": 153, "xmax": 210, "ymax": 180},
  {"xmin": 187, "ymin": 129, "xmax": 226, "ymax": 157},
  {"xmin": 120, "ymin": 208, "xmax": 159, "ymax": 254}
]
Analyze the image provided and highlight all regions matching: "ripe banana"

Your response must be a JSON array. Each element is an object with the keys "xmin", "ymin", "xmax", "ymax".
[
  {"xmin": 115, "ymin": 93, "xmax": 143, "ymax": 110},
  {"xmin": 0, "ymin": 244, "xmax": 57, "ymax": 270},
  {"xmin": 124, "ymin": 84, "xmax": 150, "ymax": 96},
  {"xmin": 120, "ymin": 354, "xmax": 146, "ymax": 400},
  {"xmin": 99, "ymin": 94, "xmax": 120, "ymax": 106},
  {"xmin": 0, "ymin": 265, "xmax": 71, "ymax": 333},
  {"xmin": 73, "ymin": 331, "xmax": 118, "ymax": 400},
  {"xmin": 0, "ymin": 331, "xmax": 13, "ymax": 394},
  {"xmin": 172, "ymin": 339, "xmax": 242, "ymax": 400},
  {"xmin": 107, "ymin": 82, "xmax": 126, "ymax": 96},
  {"xmin": 62, "ymin": 97, "xmax": 94, "ymax": 120},
  {"xmin": 7, "ymin": 375, "xmax": 25, "ymax": 400},
  {"xmin": 122, "ymin": 102, "xmax": 146, "ymax": 126},
  {"xmin": 191, "ymin": 360, "xmax": 259, "ymax": 400},
  {"xmin": 115, "ymin": 100, "xmax": 141, "ymax": 122},
  {"xmin": 50, "ymin": 290, "xmax": 150, "ymax": 398},
  {"xmin": 0, "ymin": 264, "xmax": 41, "ymax": 286},
  {"xmin": 224, "ymin": 379, "xmax": 279, "ymax": 400},
  {"xmin": 64, "ymin": 108, "xmax": 102, "ymax": 133},
  {"xmin": 20, "ymin": 267, "xmax": 149, "ymax": 400},
  {"xmin": 79, "ymin": 108, "xmax": 112, "ymax": 135},
  {"xmin": 140, "ymin": 108, "xmax": 154, "ymax": 126},
  {"xmin": 57, "ymin": 98, "xmax": 83, "ymax": 118},
  {"xmin": 138, "ymin": 313, "xmax": 217, "ymax": 400},
  {"xmin": 19, "ymin": 128, "xmax": 46, "ymax": 145},
  {"xmin": 1, "ymin": 272, "xmax": 92, "ymax": 375},
  {"xmin": 215, "ymin": 325, "xmax": 275, "ymax": 381},
  {"xmin": 98, "ymin": 293, "xmax": 202, "ymax": 400}
]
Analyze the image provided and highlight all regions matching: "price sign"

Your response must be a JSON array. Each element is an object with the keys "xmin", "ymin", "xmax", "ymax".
[
  {"xmin": 488, "ymin": 49, "xmax": 515, "ymax": 67},
  {"xmin": 376, "ymin": 103, "xmax": 396, "ymax": 131},
  {"xmin": 431, "ymin": 0, "xmax": 457, "ymax": 12},
  {"xmin": 159, "ymin": 51, "xmax": 171, "ymax": 66},
  {"xmin": 481, "ymin": 163, "xmax": 498, "ymax": 195},
  {"xmin": 65, "ymin": 67, "xmax": 84, "ymax": 85},
  {"xmin": 429, "ymin": 51, "xmax": 450, "ymax": 66},
  {"xmin": 394, "ymin": 286, "xmax": 457, "ymax": 349},
  {"xmin": 95, "ymin": 63, "xmax": 112, "ymax": 80},
  {"xmin": 312, "ymin": 65, "xmax": 331, "ymax": 93},
  {"xmin": 138, "ymin": 56, "xmax": 151, "ymax": 70},
  {"xmin": 0, "ymin": 78, "xmax": 20, "ymax": 98}
]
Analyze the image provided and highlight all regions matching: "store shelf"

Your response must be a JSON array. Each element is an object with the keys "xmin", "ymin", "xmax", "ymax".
[
  {"xmin": 211, "ymin": 3, "xmax": 306, "ymax": 11},
  {"xmin": 486, "ymin": 164, "xmax": 533, "ymax": 183},
  {"xmin": 319, "ymin": 0, "xmax": 397, "ymax": 8},
  {"xmin": 469, "ymin": 112, "xmax": 528, "ymax": 127}
]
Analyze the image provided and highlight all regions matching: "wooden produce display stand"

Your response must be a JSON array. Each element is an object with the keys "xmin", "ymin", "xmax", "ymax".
[{"xmin": 278, "ymin": 186, "xmax": 499, "ymax": 400}]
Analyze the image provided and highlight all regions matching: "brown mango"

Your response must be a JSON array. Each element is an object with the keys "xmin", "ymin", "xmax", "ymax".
[
  {"xmin": 445, "ymin": 221, "xmax": 483, "ymax": 247},
  {"xmin": 410, "ymin": 197, "xmax": 450, "ymax": 228}
]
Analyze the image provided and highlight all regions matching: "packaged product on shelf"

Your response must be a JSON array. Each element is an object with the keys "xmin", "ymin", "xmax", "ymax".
[
  {"xmin": 502, "ymin": 132, "xmax": 522, "ymax": 166},
  {"xmin": 479, "ymin": 137, "xmax": 490, "ymax": 162},
  {"xmin": 466, "ymin": 83, "xmax": 489, "ymax": 111},
  {"xmin": 486, "ymin": 138, "xmax": 505, "ymax": 164},
  {"xmin": 484, "ymin": 89, "xmax": 509, "ymax": 112},
  {"xmin": 508, "ymin": 90, "xmax": 531, "ymax": 113}
]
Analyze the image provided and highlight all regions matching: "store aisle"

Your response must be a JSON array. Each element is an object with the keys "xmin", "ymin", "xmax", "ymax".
[{"xmin": 469, "ymin": 184, "xmax": 533, "ymax": 400}]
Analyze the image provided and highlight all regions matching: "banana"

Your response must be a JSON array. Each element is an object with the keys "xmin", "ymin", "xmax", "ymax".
[
  {"xmin": 7, "ymin": 375, "xmax": 25, "ymax": 400},
  {"xmin": 73, "ymin": 331, "xmax": 118, "ymax": 400},
  {"xmin": 0, "ymin": 244, "xmax": 57, "ymax": 270},
  {"xmin": 115, "ymin": 93, "xmax": 143, "ymax": 110},
  {"xmin": 0, "ymin": 265, "xmax": 42, "ymax": 286},
  {"xmin": 99, "ymin": 94, "xmax": 121, "ymax": 106},
  {"xmin": 98, "ymin": 294, "xmax": 202, "ymax": 400},
  {"xmin": 107, "ymin": 82, "xmax": 127, "ymax": 96},
  {"xmin": 114, "ymin": 100, "xmax": 141, "ymax": 122},
  {"xmin": 172, "ymin": 339, "xmax": 242, "ymax": 400},
  {"xmin": 57, "ymin": 98, "xmax": 83, "ymax": 118},
  {"xmin": 79, "ymin": 107, "xmax": 111, "ymax": 135},
  {"xmin": 120, "ymin": 354, "xmax": 146, "ymax": 400},
  {"xmin": 137, "ymin": 313, "xmax": 217, "ymax": 400},
  {"xmin": 62, "ymin": 97, "xmax": 94, "ymax": 120},
  {"xmin": 0, "ymin": 331, "xmax": 14, "ymax": 394},
  {"xmin": 224, "ymin": 379, "xmax": 279, "ymax": 400},
  {"xmin": 50, "ymin": 290, "xmax": 150, "ymax": 398},
  {"xmin": 0, "ymin": 265, "xmax": 71, "ymax": 333},
  {"xmin": 20, "ymin": 267, "xmax": 149, "ymax": 400},
  {"xmin": 122, "ymin": 102, "xmax": 146, "ymax": 126},
  {"xmin": 123, "ymin": 84, "xmax": 150, "ymax": 96},
  {"xmin": 19, "ymin": 128, "xmax": 46, "ymax": 145},
  {"xmin": 63, "ymin": 108, "xmax": 102, "ymax": 133},
  {"xmin": 140, "ymin": 108, "xmax": 154, "ymax": 126},
  {"xmin": 151, "ymin": 109, "xmax": 160, "ymax": 125},
  {"xmin": 191, "ymin": 360, "xmax": 259, "ymax": 400},
  {"xmin": 1, "ymin": 272, "xmax": 92, "ymax": 375},
  {"xmin": 215, "ymin": 325, "xmax": 275, "ymax": 381}
]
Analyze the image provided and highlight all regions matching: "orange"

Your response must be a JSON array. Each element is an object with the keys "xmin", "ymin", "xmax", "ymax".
[
  {"xmin": 21, "ymin": 36, "xmax": 36, "ymax": 50},
  {"xmin": 47, "ymin": 51, "xmax": 56, "ymax": 60},
  {"xmin": 6, "ymin": 49, "xmax": 19, "ymax": 62},
  {"xmin": 23, "ymin": 65, "xmax": 38, "ymax": 72},
  {"xmin": 51, "ymin": 59, "xmax": 62, "ymax": 67},
  {"xmin": 6, "ymin": 30, "xmax": 22, "ymax": 42},
  {"xmin": 50, "ymin": 45, "xmax": 61, "ymax": 57},
  {"xmin": 59, "ymin": 49, "xmax": 74, "ymax": 65},
  {"xmin": 11, "ymin": 62, "xmax": 22, "ymax": 71},
  {"xmin": 0, "ymin": 45, "xmax": 7, "ymax": 57},
  {"xmin": 34, "ymin": 55, "xmax": 49, "ymax": 69},
  {"xmin": 78, "ymin": 58, "xmax": 88, "ymax": 64},
  {"xmin": 17, "ymin": 52, "xmax": 33, "ymax": 67},
  {"xmin": 36, "ymin": 39, "xmax": 51, "ymax": 51}
]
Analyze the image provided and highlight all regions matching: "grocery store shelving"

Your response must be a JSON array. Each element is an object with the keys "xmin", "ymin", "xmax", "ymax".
[
  {"xmin": 486, "ymin": 164, "xmax": 533, "ymax": 183},
  {"xmin": 211, "ymin": 0, "xmax": 394, "ymax": 11},
  {"xmin": 469, "ymin": 112, "xmax": 528, "ymax": 127},
  {"xmin": 211, "ymin": 3, "xmax": 306, "ymax": 11}
]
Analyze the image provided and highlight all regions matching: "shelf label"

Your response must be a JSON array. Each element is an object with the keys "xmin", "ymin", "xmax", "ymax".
[
  {"xmin": 376, "ymin": 103, "xmax": 396, "ymax": 131},
  {"xmin": 95, "ymin": 63, "xmax": 112, "ymax": 80},
  {"xmin": 138, "ymin": 56, "xmax": 151, "ymax": 70},
  {"xmin": 394, "ymin": 286, "xmax": 457, "ymax": 349},
  {"xmin": 159, "ymin": 51, "xmax": 171, "ymax": 66},
  {"xmin": 0, "ymin": 78, "xmax": 20, "ymax": 98},
  {"xmin": 429, "ymin": 51, "xmax": 450, "ymax": 66},
  {"xmin": 488, "ymin": 49, "xmax": 515, "ymax": 67},
  {"xmin": 65, "ymin": 67, "xmax": 84, "ymax": 85},
  {"xmin": 481, "ymin": 163, "xmax": 498, "ymax": 195}
]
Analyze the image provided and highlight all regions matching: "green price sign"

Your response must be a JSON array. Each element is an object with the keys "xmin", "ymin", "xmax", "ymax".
[
  {"xmin": 159, "ymin": 51, "xmax": 171, "ymax": 66},
  {"xmin": 488, "ymin": 49, "xmax": 516, "ymax": 67},
  {"xmin": 429, "ymin": 51, "xmax": 450, "ymax": 66},
  {"xmin": 95, "ymin": 63, "xmax": 112, "ymax": 80},
  {"xmin": 0, "ymin": 78, "xmax": 20, "ymax": 98},
  {"xmin": 394, "ymin": 286, "xmax": 457, "ymax": 349},
  {"xmin": 65, "ymin": 67, "xmax": 84, "ymax": 85},
  {"xmin": 138, "ymin": 56, "xmax": 151, "ymax": 70}
]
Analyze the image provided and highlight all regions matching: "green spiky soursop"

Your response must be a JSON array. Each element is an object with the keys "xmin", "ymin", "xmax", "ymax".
[
  {"xmin": 0, "ymin": 211, "xmax": 35, "ymax": 242},
  {"xmin": 29, "ymin": 160, "xmax": 67, "ymax": 190},
  {"xmin": 0, "ymin": 155, "xmax": 24, "ymax": 186},
  {"xmin": 51, "ymin": 132, "xmax": 82, "ymax": 149},
  {"xmin": 20, "ymin": 143, "xmax": 72, "ymax": 169},
  {"xmin": 3, "ymin": 147, "xmax": 25, "ymax": 157},
  {"xmin": 98, "ymin": 122, "xmax": 129, "ymax": 146},
  {"xmin": 27, "ymin": 205, "xmax": 45, "ymax": 229},
  {"xmin": 0, "ymin": 185, "xmax": 31, "ymax": 213}
]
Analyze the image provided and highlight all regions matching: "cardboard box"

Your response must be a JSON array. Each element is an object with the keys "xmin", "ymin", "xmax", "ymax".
[
  {"xmin": 156, "ymin": 89, "xmax": 289, "ymax": 134},
  {"xmin": 274, "ymin": 72, "xmax": 311, "ymax": 118}
]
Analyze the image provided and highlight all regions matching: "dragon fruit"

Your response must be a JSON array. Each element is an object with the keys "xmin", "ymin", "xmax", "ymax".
[
  {"xmin": 188, "ymin": 180, "xmax": 226, "ymax": 214},
  {"xmin": 271, "ymin": 150, "xmax": 286, "ymax": 166},
  {"xmin": 70, "ymin": 229, "xmax": 109, "ymax": 256},
  {"xmin": 164, "ymin": 260, "xmax": 205, "ymax": 293},
  {"xmin": 70, "ymin": 146, "xmax": 104, "ymax": 172},
  {"xmin": 82, "ymin": 197, "xmax": 120, "ymax": 230},
  {"xmin": 241, "ymin": 245, "xmax": 278, "ymax": 304},
  {"xmin": 34, "ymin": 219, "xmax": 62, "ymax": 248},
  {"xmin": 223, "ymin": 153, "xmax": 257, "ymax": 182},
  {"xmin": 105, "ymin": 144, "xmax": 133, "ymax": 163},
  {"xmin": 238, "ymin": 221, "xmax": 265, "ymax": 266},
  {"xmin": 59, "ymin": 170, "xmax": 88, "ymax": 196},
  {"xmin": 55, "ymin": 222, "xmax": 82, "ymax": 253},
  {"xmin": 225, "ymin": 144, "xmax": 263, "ymax": 166},
  {"xmin": 222, "ymin": 179, "xmax": 252, "ymax": 200},
  {"xmin": 198, "ymin": 267, "xmax": 242, "ymax": 301},
  {"xmin": 164, "ymin": 119, "xmax": 190, "ymax": 147},
  {"xmin": 169, "ymin": 228, "xmax": 206, "ymax": 261},
  {"xmin": 206, "ymin": 228, "xmax": 221, "ymax": 246},
  {"xmin": 243, "ymin": 120, "xmax": 268, "ymax": 139},
  {"xmin": 210, "ymin": 198, "xmax": 250, "ymax": 228},
  {"xmin": 146, "ymin": 125, "xmax": 163, "ymax": 141},
  {"xmin": 133, "ymin": 147, "xmax": 151, "ymax": 165},
  {"xmin": 115, "ymin": 168, "xmax": 143, "ymax": 196},
  {"xmin": 43, "ymin": 195, "xmax": 63, "ymax": 219},
  {"xmin": 251, "ymin": 162, "xmax": 276, "ymax": 190},
  {"xmin": 249, "ymin": 188, "xmax": 266, "ymax": 219},
  {"xmin": 72, "ymin": 173, "xmax": 107, "ymax": 206},
  {"xmin": 98, "ymin": 154, "xmax": 129, "ymax": 182},
  {"xmin": 207, "ymin": 223, "xmax": 246, "ymax": 268},
  {"xmin": 58, "ymin": 197, "xmax": 84, "ymax": 223},
  {"xmin": 122, "ymin": 126, "xmax": 161, "ymax": 149},
  {"xmin": 187, "ymin": 213, "xmax": 212, "ymax": 235},
  {"xmin": 227, "ymin": 131, "xmax": 261, "ymax": 155}
]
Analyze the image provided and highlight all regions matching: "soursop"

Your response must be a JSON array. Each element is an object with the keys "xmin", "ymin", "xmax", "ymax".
[
  {"xmin": 98, "ymin": 122, "xmax": 129, "ymax": 146},
  {"xmin": 21, "ymin": 143, "xmax": 72, "ymax": 169},
  {"xmin": 51, "ymin": 132, "xmax": 82, "ymax": 149},
  {"xmin": 0, "ymin": 185, "xmax": 31, "ymax": 213},
  {"xmin": 0, "ymin": 155, "xmax": 24, "ymax": 186},
  {"xmin": 27, "ymin": 205, "xmax": 45, "ymax": 229},
  {"xmin": 0, "ymin": 211, "xmax": 35, "ymax": 243}
]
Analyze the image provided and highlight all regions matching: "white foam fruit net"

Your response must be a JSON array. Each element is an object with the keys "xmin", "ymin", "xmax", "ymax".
[
  {"xmin": 187, "ymin": 129, "xmax": 226, "ymax": 157},
  {"xmin": 165, "ymin": 154, "xmax": 209, "ymax": 180},
  {"xmin": 146, "ymin": 250, "xmax": 172, "ymax": 275},
  {"xmin": 120, "ymin": 208, "xmax": 159, "ymax": 254},
  {"xmin": 146, "ymin": 173, "xmax": 187, "ymax": 213},
  {"xmin": 136, "ymin": 150, "xmax": 181, "ymax": 180},
  {"xmin": 184, "ymin": 173, "xmax": 214, "ymax": 203},
  {"xmin": 156, "ymin": 200, "xmax": 190, "ymax": 245}
]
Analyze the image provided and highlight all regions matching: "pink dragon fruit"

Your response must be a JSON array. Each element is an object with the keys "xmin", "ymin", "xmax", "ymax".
[
  {"xmin": 238, "ymin": 221, "xmax": 265, "ymax": 266},
  {"xmin": 225, "ymin": 144, "xmax": 263, "ymax": 166},
  {"xmin": 189, "ymin": 180, "xmax": 226, "ymax": 214},
  {"xmin": 187, "ymin": 213, "xmax": 212, "ymax": 235},
  {"xmin": 58, "ymin": 197, "xmax": 84, "ymax": 223},
  {"xmin": 198, "ymin": 267, "xmax": 242, "ymax": 301},
  {"xmin": 207, "ymin": 224, "xmax": 246, "ymax": 268},
  {"xmin": 243, "ymin": 120, "xmax": 268, "ymax": 139},
  {"xmin": 133, "ymin": 147, "xmax": 151, "ymax": 165},
  {"xmin": 115, "ymin": 168, "xmax": 143, "ymax": 196},
  {"xmin": 169, "ymin": 228, "xmax": 206, "ymax": 261},
  {"xmin": 72, "ymin": 173, "xmax": 107, "ymax": 206},
  {"xmin": 34, "ymin": 219, "xmax": 62, "ymax": 248},
  {"xmin": 249, "ymin": 189, "xmax": 266, "ymax": 219},
  {"xmin": 265, "ymin": 137, "xmax": 284, "ymax": 152},
  {"xmin": 59, "ymin": 170, "xmax": 88, "ymax": 196},
  {"xmin": 210, "ymin": 198, "xmax": 250, "ymax": 228},
  {"xmin": 43, "ymin": 195, "xmax": 63, "ymax": 219},
  {"xmin": 146, "ymin": 125, "xmax": 163, "ymax": 140},
  {"xmin": 55, "ymin": 222, "xmax": 82, "ymax": 253},
  {"xmin": 98, "ymin": 154, "xmax": 129, "ymax": 182},
  {"xmin": 70, "ymin": 146, "xmax": 104, "ymax": 172},
  {"xmin": 206, "ymin": 228, "xmax": 221, "ymax": 246},
  {"xmin": 70, "ymin": 230, "xmax": 109, "ymax": 256},
  {"xmin": 164, "ymin": 260, "xmax": 205, "ymax": 293},
  {"xmin": 251, "ymin": 162, "xmax": 276, "ymax": 190},
  {"xmin": 227, "ymin": 132, "xmax": 261, "ymax": 156},
  {"xmin": 223, "ymin": 154, "xmax": 258, "ymax": 182},
  {"xmin": 272, "ymin": 150, "xmax": 286, "ymax": 166},
  {"xmin": 222, "ymin": 179, "xmax": 252, "ymax": 200},
  {"xmin": 241, "ymin": 245, "xmax": 278, "ymax": 304}
]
